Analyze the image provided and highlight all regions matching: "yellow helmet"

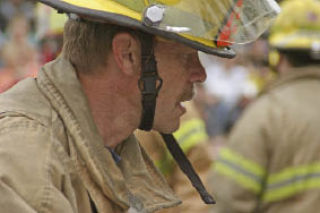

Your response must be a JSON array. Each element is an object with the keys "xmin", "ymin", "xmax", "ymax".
[
  {"xmin": 269, "ymin": 0, "xmax": 320, "ymax": 51},
  {"xmin": 39, "ymin": 0, "xmax": 280, "ymax": 58}
]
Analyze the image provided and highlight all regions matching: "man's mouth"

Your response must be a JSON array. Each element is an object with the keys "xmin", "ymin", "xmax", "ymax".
[
  {"xmin": 177, "ymin": 101, "xmax": 187, "ymax": 115},
  {"xmin": 181, "ymin": 92, "xmax": 194, "ymax": 103},
  {"xmin": 176, "ymin": 86, "xmax": 195, "ymax": 114},
  {"xmin": 181, "ymin": 86, "xmax": 195, "ymax": 102}
]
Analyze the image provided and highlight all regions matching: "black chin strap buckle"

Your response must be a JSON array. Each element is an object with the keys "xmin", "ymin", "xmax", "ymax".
[
  {"xmin": 138, "ymin": 73, "xmax": 162, "ymax": 96},
  {"xmin": 138, "ymin": 68, "xmax": 163, "ymax": 131},
  {"xmin": 138, "ymin": 34, "xmax": 162, "ymax": 131}
]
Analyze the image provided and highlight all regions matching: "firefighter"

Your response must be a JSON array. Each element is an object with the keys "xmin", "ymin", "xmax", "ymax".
[
  {"xmin": 210, "ymin": 0, "xmax": 320, "ymax": 212},
  {"xmin": 0, "ymin": 0, "xmax": 279, "ymax": 212}
]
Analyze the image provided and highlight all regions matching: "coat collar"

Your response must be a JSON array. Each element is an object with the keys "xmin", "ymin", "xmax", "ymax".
[
  {"xmin": 263, "ymin": 66, "xmax": 320, "ymax": 94},
  {"xmin": 37, "ymin": 57, "xmax": 180, "ymax": 212}
]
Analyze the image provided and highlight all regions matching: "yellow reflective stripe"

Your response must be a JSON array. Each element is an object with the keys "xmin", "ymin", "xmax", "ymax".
[
  {"xmin": 263, "ymin": 179, "xmax": 320, "ymax": 203},
  {"xmin": 267, "ymin": 163, "xmax": 320, "ymax": 184},
  {"xmin": 156, "ymin": 118, "xmax": 208, "ymax": 175},
  {"xmin": 62, "ymin": 0, "xmax": 141, "ymax": 20},
  {"xmin": 154, "ymin": 158, "xmax": 172, "ymax": 176},
  {"xmin": 213, "ymin": 162, "xmax": 262, "ymax": 193},
  {"xmin": 213, "ymin": 148, "xmax": 266, "ymax": 194},
  {"xmin": 173, "ymin": 118, "xmax": 208, "ymax": 152},
  {"xmin": 219, "ymin": 148, "xmax": 266, "ymax": 177},
  {"xmin": 263, "ymin": 163, "xmax": 320, "ymax": 202}
]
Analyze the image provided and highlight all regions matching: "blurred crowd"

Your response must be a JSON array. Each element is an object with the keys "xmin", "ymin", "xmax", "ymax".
[
  {"xmin": 197, "ymin": 38, "xmax": 273, "ymax": 146},
  {"xmin": 0, "ymin": 0, "xmax": 66, "ymax": 92}
]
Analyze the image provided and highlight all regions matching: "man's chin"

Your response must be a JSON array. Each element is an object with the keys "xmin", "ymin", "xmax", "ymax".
[{"xmin": 153, "ymin": 121, "xmax": 180, "ymax": 134}]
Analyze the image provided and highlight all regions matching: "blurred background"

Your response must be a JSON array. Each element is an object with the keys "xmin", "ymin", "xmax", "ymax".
[{"xmin": 0, "ymin": 0, "xmax": 66, "ymax": 92}]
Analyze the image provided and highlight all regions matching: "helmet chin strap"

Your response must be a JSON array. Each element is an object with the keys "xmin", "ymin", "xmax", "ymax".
[
  {"xmin": 137, "ymin": 34, "xmax": 215, "ymax": 205},
  {"xmin": 138, "ymin": 34, "xmax": 162, "ymax": 131},
  {"xmin": 160, "ymin": 133, "xmax": 216, "ymax": 204}
]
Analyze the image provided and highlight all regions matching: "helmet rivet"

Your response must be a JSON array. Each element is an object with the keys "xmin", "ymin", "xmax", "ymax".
[
  {"xmin": 144, "ymin": 5, "xmax": 165, "ymax": 26},
  {"xmin": 68, "ymin": 13, "xmax": 80, "ymax": 21}
]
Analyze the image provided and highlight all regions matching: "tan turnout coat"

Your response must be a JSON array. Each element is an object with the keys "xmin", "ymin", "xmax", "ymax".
[
  {"xmin": 211, "ymin": 66, "xmax": 320, "ymax": 213},
  {"xmin": 0, "ymin": 57, "xmax": 181, "ymax": 213}
]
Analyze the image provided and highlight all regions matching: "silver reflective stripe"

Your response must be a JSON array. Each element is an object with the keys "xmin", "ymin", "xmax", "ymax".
[
  {"xmin": 263, "ymin": 163, "xmax": 320, "ymax": 202},
  {"xmin": 219, "ymin": 159, "xmax": 264, "ymax": 184},
  {"xmin": 213, "ymin": 148, "xmax": 266, "ymax": 193}
]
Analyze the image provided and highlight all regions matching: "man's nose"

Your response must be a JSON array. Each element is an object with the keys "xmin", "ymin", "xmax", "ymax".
[{"xmin": 189, "ymin": 54, "xmax": 207, "ymax": 83}]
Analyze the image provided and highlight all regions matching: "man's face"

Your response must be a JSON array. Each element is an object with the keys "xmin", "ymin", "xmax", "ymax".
[{"xmin": 152, "ymin": 39, "xmax": 207, "ymax": 133}]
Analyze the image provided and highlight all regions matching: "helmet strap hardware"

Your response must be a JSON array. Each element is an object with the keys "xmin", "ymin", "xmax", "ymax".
[
  {"xmin": 160, "ymin": 133, "xmax": 216, "ymax": 204},
  {"xmin": 143, "ymin": 4, "xmax": 165, "ymax": 27},
  {"xmin": 138, "ymin": 34, "xmax": 162, "ymax": 131},
  {"xmin": 138, "ymin": 71, "xmax": 163, "ymax": 96},
  {"xmin": 68, "ymin": 13, "xmax": 81, "ymax": 22}
]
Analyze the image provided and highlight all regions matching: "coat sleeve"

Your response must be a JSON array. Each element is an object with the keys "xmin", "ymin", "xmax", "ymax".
[
  {"xmin": 0, "ymin": 117, "xmax": 74, "ymax": 213},
  {"xmin": 209, "ymin": 97, "xmax": 273, "ymax": 213}
]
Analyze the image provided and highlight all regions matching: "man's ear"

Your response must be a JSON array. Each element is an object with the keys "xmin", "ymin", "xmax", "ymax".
[{"xmin": 112, "ymin": 32, "xmax": 140, "ymax": 75}]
